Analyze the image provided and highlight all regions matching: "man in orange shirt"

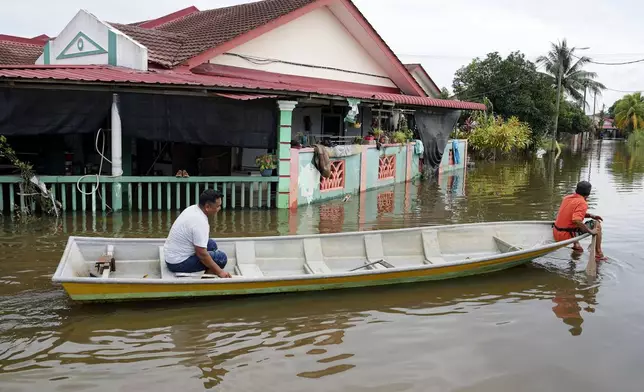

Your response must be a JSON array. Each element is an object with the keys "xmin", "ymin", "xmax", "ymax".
[{"xmin": 552, "ymin": 181, "xmax": 606, "ymax": 260}]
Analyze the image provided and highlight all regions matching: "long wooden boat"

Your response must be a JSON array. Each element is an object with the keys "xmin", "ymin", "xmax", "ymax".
[{"xmin": 52, "ymin": 221, "xmax": 587, "ymax": 302}]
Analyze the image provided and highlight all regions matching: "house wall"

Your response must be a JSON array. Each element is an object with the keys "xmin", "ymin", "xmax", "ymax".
[
  {"xmin": 209, "ymin": 7, "xmax": 397, "ymax": 88},
  {"xmin": 290, "ymin": 142, "xmax": 421, "ymax": 207},
  {"xmin": 409, "ymin": 71, "xmax": 440, "ymax": 98},
  {"xmin": 438, "ymin": 139, "xmax": 468, "ymax": 174},
  {"xmin": 115, "ymin": 31, "xmax": 148, "ymax": 70},
  {"xmin": 35, "ymin": 10, "xmax": 147, "ymax": 70}
]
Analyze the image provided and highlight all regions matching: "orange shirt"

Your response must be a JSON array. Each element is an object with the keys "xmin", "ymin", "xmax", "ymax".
[{"xmin": 554, "ymin": 194, "xmax": 588, "ymax": 229}]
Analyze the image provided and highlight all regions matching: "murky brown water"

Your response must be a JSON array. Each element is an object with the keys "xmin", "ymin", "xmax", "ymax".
[{"xmin": 1, "ymin": 140, "xmax": 643, "ymax": 391}]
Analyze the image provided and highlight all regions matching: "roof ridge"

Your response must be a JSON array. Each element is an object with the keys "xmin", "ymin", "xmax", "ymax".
[
  {"xmin": 140, "ymin": 6, "xmax": 200, "ymax": 29},
  {"xmin": 0, "ymin": 34, "xmax": 47, "ymax": 46}
]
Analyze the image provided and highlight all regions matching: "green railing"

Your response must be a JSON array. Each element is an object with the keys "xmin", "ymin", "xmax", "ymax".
[{"xmin": 0, "ymin": 176, "xmax": 278, "ymax": 213}]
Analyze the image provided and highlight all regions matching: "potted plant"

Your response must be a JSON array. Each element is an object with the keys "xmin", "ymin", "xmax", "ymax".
[{"xmin": 255, "ymin": 153, "xmax": 277, "ymax": 177}]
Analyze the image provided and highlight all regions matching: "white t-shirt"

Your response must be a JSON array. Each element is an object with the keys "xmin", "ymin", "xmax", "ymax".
[{"xmin": 163, "ymin": 205, "xmax": 210, "ymax": 264}]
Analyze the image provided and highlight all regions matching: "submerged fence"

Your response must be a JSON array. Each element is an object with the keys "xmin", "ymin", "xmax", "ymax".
[{"xmin": 0, "ymin": 176, "xmax": 278, "ymax": 213}]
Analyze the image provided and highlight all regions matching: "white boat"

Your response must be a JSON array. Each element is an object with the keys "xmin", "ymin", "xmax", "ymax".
[{"xmin": 51, "ymin": 221, "xmax": 587, "ymax": 302}]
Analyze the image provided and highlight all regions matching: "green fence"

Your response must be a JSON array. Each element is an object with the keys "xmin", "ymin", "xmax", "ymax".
[{"xmin": 0, "ymin": 176, "xmax": 278, "ymax": 213}]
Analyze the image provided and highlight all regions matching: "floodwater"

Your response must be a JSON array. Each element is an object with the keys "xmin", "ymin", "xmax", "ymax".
[{"xmin": 1, "ymin": 140, "xmax": 643, "ymax": 391}]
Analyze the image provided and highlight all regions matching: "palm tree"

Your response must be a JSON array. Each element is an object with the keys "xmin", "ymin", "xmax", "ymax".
[
  {"xmin": 614, "ymin": 92, "xmax": 644, "ymax": 131},
  {"xmin": 537, "ymin": 39, "xmax": 605, "ymax": 149}
]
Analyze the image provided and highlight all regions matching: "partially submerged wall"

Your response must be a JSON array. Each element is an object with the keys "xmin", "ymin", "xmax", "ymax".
[{"xmin": 290, "ymin": 142, "xmax": 421, "ymax": 207}]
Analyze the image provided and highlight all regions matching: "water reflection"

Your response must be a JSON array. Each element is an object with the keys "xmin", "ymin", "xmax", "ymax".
[
  {"xmin": 0, "ymin": 261, "xmax": 598, "ymax": 389},
  {"xmin": 1, "ymin": 140, "xmax": 644, "ymax": 390}
]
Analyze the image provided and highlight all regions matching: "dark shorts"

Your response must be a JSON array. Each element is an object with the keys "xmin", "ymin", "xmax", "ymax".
[
  {"xmin": 552, "ymin": 220, "xmax": 595, "ymax": 242},
  {"xmin": 166, "ymin": 239, "xmax": 228, "ymax": 273}
]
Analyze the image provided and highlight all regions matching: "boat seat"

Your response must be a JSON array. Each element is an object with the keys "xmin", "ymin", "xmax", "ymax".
[
  {"xmin": 493, "ymin": 236, "xmax": 522, "ymax": 253},
  {"xmin": 422, "ymin": 230, "xmax": 445, "ymax": 265},
  {"xmin": 364, "ymin": 234, "xmax": 392, "ymax": 269},
  {"xmin": 158, "ymin": 246, "xmax": 205, "ymax": 280},
  {"xmin": 159, "ymin": 246, "xmax": 173, "ymax": 280},
  {"xmin": 303, "ymin": 238, "xmax": 333, "ymax": 274},
  {"xmin": 234, "ymin": 241, "xmax": 264, "ymax": 278}
]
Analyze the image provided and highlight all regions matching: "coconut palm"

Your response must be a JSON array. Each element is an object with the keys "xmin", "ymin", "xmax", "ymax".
[
  {"xmin": 580, "ymin": 79, "xmax": 606, "ymax": 114},
  {"xmin": 614, "ymin": 92, "xmax": 644, "ymax": 131},
  {"xmin": 537, "ymin": 39, "xmax": 605, "ymax": 149}
]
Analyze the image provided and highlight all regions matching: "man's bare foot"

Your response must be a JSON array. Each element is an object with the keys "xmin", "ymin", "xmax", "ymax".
[{"xmin": 595, "ymin": 253, "xmax": 608, "ymax": 261}]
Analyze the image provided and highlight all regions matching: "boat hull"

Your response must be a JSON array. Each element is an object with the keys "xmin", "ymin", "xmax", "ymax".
[{"xmin": 60, "ymin": 247, "xmax": 558, "ymax": 302}]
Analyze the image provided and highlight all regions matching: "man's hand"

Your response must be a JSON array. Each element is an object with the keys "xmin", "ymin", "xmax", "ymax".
[
  {"xmin": 593, "ymin": 215, "xmax": 603, "ymax": 221},
  {"xmin": 589, "ymin": 229, "xmax": 598, "ymax": 236},
  {"xmin": 217, "ymin": 270, "xmax": 232, "ymax": 278}
]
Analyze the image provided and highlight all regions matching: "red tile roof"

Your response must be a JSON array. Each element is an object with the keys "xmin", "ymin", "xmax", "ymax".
[
  {"xmin": 118, "ymin": 0, "xmax": 316, "ymax": 68},
  {"xmin": 0, "ymin": 65, "xmax": 486, "ymax": 110},
  {"xmin": 137, "ymin": 6, "xmax": 199, "ymax": 29},
  {"xmin": 110, "ymin": 24, "xmax": 188, "ymax": 68},
  {"xmin": 0, "ymin": 35, "xmax": 46, "ymax": 65}
]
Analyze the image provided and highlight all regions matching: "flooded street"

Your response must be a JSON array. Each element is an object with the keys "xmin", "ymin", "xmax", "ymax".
[{"xmin": 1, "ymin": 140, "xmax": 643, "ymax": 391}]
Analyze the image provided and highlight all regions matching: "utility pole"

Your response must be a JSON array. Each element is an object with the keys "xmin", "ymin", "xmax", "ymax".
[{"xmin": 552, "ymin": 62, "xmax": 564, "ymax": 152}]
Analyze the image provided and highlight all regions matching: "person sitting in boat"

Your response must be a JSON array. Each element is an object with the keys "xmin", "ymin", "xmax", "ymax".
[
  {"xmin": 552, "ymin": 181, "xmax": 606, "ymax": 260},
  {"xmin": 163, "ymin": 189, "xmax": 232, "ymax": 278}
]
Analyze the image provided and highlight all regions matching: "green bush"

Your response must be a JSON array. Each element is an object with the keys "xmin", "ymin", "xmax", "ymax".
[{"xmin": 467, "ymin": 113, "xmax": 532, "ymax": 159}]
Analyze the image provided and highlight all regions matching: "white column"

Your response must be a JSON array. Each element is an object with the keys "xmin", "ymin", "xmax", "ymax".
[
  {"xmin": 111, "ymin": 93, "xmax": 123, "ymax": 211},
  {"xmin": 111, "ymin": 93, "xmax": 123, "ymax": 177}
]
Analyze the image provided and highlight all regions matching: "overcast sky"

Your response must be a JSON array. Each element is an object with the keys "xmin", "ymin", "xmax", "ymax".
[{"xmin": 3, "ymin": 0, "xmax": 644, "ymax": 110}]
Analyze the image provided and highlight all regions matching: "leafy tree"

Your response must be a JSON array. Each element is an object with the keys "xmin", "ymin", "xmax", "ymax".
[
  {"xmin": 558, "ymin": 100, "xmax": 593, "ymax": 134},
  {"xmin": 439, "ymin": 87, "xmax": 451, "ymax": 99},
  {"xmin": 607, "ymin": 101, "xmax": 617, "ymax": 118},
  {"xmin": 614, "ymin": 92, "xmax": 644, "ymax": 131},
  {"xmin": 453, "ymin": 51, "xmax": 556, "ymax": 139}
]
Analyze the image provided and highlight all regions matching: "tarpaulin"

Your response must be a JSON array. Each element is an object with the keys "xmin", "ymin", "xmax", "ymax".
[
  {"xmin": 118, "ymin": 93, "xmax": 277, "ymax": 148},
  {"xmin": 414, "ymin": 109, "xmax": 461, "ymax": 171},
  {"xmin": 0, "ymin": 88, "xmax": 111, "ymax": 135}
]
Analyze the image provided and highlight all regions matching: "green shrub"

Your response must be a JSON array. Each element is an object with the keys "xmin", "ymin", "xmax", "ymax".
[{"xmin": 467, "ymin": 113, "xmax": 532, "ymax": 159}]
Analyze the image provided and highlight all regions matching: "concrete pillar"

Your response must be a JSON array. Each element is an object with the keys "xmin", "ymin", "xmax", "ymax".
[
  {"xmin": 277, "ymin": 101, "xmax": 297, "ymax": 209},
  {"xmin": 111, "ymin": 93, "xmax": 123, "ymax": 211}
]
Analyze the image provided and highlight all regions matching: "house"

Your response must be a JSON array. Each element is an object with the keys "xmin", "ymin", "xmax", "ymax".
[
  {"xmin": 0, "ymin": 34, "xmax": 49, "ymax": 65},
  {"xmin": 600, "ymin": 118, "xmax": 622, "ymax": 139},
  {"xmin": 404, "ymin": 64, "xmax": 441, "ymax": 98},
  {"xmin": 0, "ymin": 0, "xmax": 484, "ymax": 212}
]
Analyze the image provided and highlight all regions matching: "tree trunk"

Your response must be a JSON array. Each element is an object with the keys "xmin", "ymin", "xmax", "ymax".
[{"xmin": 552, "ymin": 64, "xmax": 564, "ymax": 152}]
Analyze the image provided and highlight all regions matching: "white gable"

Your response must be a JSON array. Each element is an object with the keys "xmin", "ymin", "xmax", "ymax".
[
  {"xmin": 36, "ymin": 10, "xmax": 148, "ymax": 70},
  {"xmin": 209, "ymin": 7, "xmax": 397, "ymax": 88},
  {"xmin": 409, "ymin": 69, "xmax": 440, "ymax": 98}
]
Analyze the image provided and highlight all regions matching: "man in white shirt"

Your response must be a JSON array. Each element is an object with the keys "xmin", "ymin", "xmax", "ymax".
[{"xmin": 163, "ymin": 189, "xmax": 231, "ymax": 278}]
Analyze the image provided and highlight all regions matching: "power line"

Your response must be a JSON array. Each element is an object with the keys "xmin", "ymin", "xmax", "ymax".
[
  {"xmin": 604, "ymin": 87, "xmax": 644, "ymax": 93},
  {"xmin": 571, "ymin": 53, "xmax": 644, "ymax": 66}
]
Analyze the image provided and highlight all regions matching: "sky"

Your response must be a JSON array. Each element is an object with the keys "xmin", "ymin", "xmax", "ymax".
[{"xmin": 2, "ymin": 0, "xmax": 644, "ymax": 111}]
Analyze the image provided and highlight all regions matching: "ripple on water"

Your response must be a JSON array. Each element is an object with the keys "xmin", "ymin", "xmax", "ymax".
[{"xmin": 0, "ymin": 141, "xmax": 644, "ymax": 390}]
